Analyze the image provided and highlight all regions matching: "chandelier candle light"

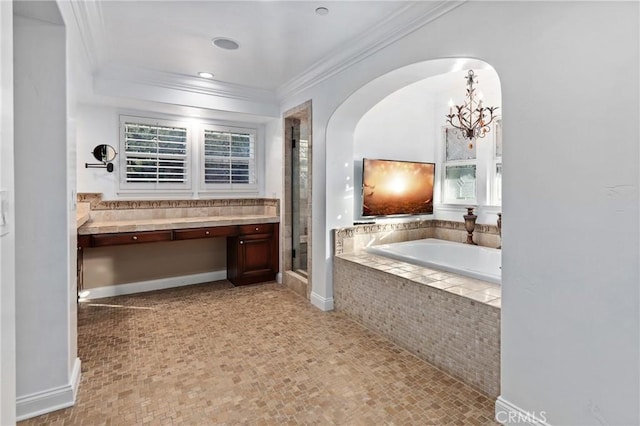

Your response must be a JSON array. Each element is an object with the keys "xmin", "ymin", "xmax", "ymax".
[{"xmin": 446, "ymin": 70, "xmax": 498, "ymax": 148}]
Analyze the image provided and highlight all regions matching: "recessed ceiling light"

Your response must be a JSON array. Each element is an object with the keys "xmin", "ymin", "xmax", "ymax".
[
  {"xmin": 198, "ymin": 72, "xmax": 214, "ymax": 79},
  {"xmin": 315, "ymin": 7, "xmax": 329, "ymax": 15},
  {"xmin": 211, "ymin": 37, "xmax": 240, "ymax": 50}
]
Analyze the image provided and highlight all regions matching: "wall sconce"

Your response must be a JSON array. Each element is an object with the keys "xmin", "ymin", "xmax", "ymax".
[
  {"xmin": 85, "ymin": 144, "xmax": 117, "ymax": 173},
  {"xmin": 446, "ymin": 70, "xmax": 499, "ymax": 148}
]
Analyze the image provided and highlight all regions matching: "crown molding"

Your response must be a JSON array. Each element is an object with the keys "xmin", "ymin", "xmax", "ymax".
[
  {"xmin": 94, "ymin": 65, "xmax": 279, "ymax": 117},
  {"xmin": 276, "ymin": 1, "xmax": 466, "ymax": 101},
  {"xmin": 96, "ymin": 65, "xmax": 278, "ymax": 104},
  {"xmin": 67, "ymin": 0, "xmax": 106, "ymax": 72}
]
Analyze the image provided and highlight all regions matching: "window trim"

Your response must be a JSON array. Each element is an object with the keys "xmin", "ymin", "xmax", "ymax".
[
  {"xmin": 116, "ymin": 112, "xmax": 264, "ymax": 198},
  {"xmin": 441, "ymin": 126, "xmax": 478, "ymax": 205},
  {"xmin": 490, "ymin": 118, "xmax": 503, "ymax": 206},
  {"xmin": 199, "ymin": 123, "xmax": 259, "ymax": 194},
  {"xmin": 439, "ymin": 120, "xmax": 502, "ymax": 208},
  {"xmin": 118, "ymin": 115, "xmax": 193, "ymax": 193}
]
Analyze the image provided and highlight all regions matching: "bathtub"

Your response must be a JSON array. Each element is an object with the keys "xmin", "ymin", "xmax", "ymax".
[{"xmin": 366, "ymin": 238, "xmax": 501, "ymax": 284}]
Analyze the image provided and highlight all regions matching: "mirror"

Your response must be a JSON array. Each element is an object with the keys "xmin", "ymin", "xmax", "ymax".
[
  {"xmin": 92, "ymin": 144, "xmax": 117, "ymax": 162},
  {"xmin": 86, "ymin": 144, "xmax": 117, "ymax": 173}
]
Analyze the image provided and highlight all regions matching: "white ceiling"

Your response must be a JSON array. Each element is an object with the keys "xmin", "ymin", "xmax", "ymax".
[
  {"xmin": 98, "ymin": 1, "xmax": 410, "ymax": 91},
  {"xmin": 66, "ymin": 1, "xmax": 462, "ymax": 108}
]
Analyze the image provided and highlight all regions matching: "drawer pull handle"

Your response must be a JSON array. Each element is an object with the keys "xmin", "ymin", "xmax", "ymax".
[
  {"xmin": 205, "ymin": 231, "xmax": 210, "ymax": 235},
  {"xmin": 132, "ymin": 236, "xmax": 138, "ymax": 241},
  {"xmin": 240, "ymin": 240, "xmax": 244, "ymax": 245},
  {"xmin": 255, "ymin": 227, "xmax": 259, "ymax": 231}
]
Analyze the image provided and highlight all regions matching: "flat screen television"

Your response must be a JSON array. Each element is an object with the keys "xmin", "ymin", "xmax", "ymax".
[{"xmin": 361, "ymin": 158, "xmax": 435, "ymax": 217}]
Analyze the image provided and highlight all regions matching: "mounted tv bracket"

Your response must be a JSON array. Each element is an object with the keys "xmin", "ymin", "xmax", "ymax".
[{"xmin": 85, "ymin": 144, "xmax": 117, "ymax": 173}]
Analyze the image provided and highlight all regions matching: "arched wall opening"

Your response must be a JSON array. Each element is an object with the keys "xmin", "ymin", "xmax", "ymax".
[{"xmin": 323, "ymin": 57, "xmax": 502, "ymax": 298}]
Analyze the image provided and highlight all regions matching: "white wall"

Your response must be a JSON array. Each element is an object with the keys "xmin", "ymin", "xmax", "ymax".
[
  {"xmin": 76, "ymin": 104, "xmax": 119, "ymax": 198},
  {"xmin": 353, "ymin": 79, "xmax": 436, "ymax": 221},
  {"xmin": 352, "ymin": 69, "xmax": 502, "ymax": 224},
  {"xmin": 14, "ymin": 5, "xmax": 79, "ymax": 420},
  {"xmin": 279, "ymin": 1, "xmax": 639, "ymax": 424},
  {"xmin": 0, "ymin": 0, "xmax": 16, "ymax": 423},
  {"xmin": 354, "ymin": 82, "xmax": 435, "ymax": 162},
  {"xmin": 264, "ymin": 117, "xmax": 284, "ymax": 279},
  {"xmin": 264, "ymin": 117, "xmax": 283, "ymax": 200},
  {"xmin": 77, "ymin": 104, "xmax": 269, "ymax": 200}
]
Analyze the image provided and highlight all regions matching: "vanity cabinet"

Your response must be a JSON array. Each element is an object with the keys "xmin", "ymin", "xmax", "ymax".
[
  {"xmin": 77, "ymin": 222, "xmax": 279, "ymax": 287},
  {"xmin": 227, "ymin": 223, "xmax": 279, "ymax": 286}
]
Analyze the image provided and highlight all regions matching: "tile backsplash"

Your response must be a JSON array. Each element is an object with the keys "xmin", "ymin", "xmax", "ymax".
[{"xmin": 77, "ymin": 193, "xmax": 279, "ymax": 222}]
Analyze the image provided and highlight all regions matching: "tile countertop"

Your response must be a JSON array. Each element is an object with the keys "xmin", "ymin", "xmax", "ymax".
[
  {"xmin": 78, "ymin": 215, "xmax": 279, "ymax": 235},
  {"xmin": 77, "ymin": 202, "xmax": 91, "ymax": 228},
  {"xmin": 336, "ymin": 252, "xmax": 501, "ymax": 309}
]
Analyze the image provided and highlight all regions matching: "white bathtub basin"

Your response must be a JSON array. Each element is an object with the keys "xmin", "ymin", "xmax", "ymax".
[{"xmin": 366, "ymin": 238, "xmax": 501, "ymax": 284}]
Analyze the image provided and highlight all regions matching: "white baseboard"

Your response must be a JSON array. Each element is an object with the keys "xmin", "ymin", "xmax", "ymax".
[
  {"xmin": 276, "ymin": 272, "xmax": 283, "ymax": 283},
  {"xmin": 17, "ymin": 357, "xmax": 81, "ymax": 421},
  {"xmin": 495, "ymin": 396, "xmax": 551, "ymax": 426},
  {"xmin": 310, "ymin": 291, "xmax": 334, "ymax": 311},
  {"xmin": 83, "ymin": 270, "xmax": 227, "ymax": 300}
]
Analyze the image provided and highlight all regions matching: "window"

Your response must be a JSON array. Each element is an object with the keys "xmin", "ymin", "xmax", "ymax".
[
  {"xmin": 443, "ymin": 127, "xmax": 477, "ymax": 203},
  {"xmin": 202, "ymin": 126, "xmax": 256, "ymax": 189},
  {"xmin": 119, "ymin": 116, "xmax": 191, "ymax": 190},
  {"xmin": 440, "ymin": 119, "xmax": 502, "ymax": 207},
  {"xmin": 118, "ymin": 115, "xmax": 261, "ymax": 196}
]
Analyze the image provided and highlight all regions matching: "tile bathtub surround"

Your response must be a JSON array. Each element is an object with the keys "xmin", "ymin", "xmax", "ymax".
[
  {"xmin": 20, "ymin": 282, "xmax": 498, "ymax": 425},
  {"xmin": 333, "ymin": 219, "xmax": 500, "ymax": 255},
  {"xmin": 334, "ymin": 254, "xmax": 501, "ymax": 398},
  {"xmin": 333, "ymin": 220, "xmax": 435, "ymax": 255}
]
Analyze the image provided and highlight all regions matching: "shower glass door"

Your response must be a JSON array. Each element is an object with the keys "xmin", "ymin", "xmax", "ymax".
[{"xmin": 291, "ymin": 122, "xmax": 309, "ymax": 275}]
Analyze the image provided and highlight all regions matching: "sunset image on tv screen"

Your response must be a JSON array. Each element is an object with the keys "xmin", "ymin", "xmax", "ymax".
[{"xmin": 362, "ymin": 159, "xmax": 434, "ymax": 216}]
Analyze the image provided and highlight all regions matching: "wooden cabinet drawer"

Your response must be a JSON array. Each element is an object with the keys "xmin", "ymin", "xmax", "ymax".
[
  {"xmin": 238, "ymin": 223, "xmax": 274, "ymax": 235},
  {"xmin": 91, "ymin": 230, "xmax": 173, "ymax": 247},
  {"xmin": 173, "ymin": 226, "xmax": 237, "ymax": 240},
  {"xmin": 77, "ymin": 235, "xmax": 92, "ymax": 249}
]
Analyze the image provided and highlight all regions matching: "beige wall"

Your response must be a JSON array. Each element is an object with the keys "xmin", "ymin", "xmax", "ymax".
[{"xmin": 83, "ymin": 238, "xmax": 226, "ymax": 288}]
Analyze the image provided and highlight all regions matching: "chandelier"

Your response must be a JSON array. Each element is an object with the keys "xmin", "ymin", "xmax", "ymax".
[{"xmin": 446, "ymin": 70, "xmax": 498, "ymax": 148}]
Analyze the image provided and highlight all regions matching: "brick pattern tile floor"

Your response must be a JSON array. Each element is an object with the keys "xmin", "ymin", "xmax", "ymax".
[{"xmin": 21, "ymin": 282, "xmax": 498, "ymax": 425}]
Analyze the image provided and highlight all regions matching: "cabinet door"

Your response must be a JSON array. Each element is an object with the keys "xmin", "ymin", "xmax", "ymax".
[
  {"xmin": 238, "ymin": 233, "xmax": 273, "ymax": 280},
  {"xmin": 227, "ymin": 223, "xmax": 279, "ymax": 286}
]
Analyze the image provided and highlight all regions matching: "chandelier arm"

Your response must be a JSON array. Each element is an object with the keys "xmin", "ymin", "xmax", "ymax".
[
  {"xmin": 458, "ymin": 110, "xmax": 472, "ymax": 128},
  {"xmin": 447, "ymin": 120, "xmax": 466, "ymax": 132},
  {"xmin": 470, "ymin": 113, "xmax": 485, "ymax": 129},
  {"xmin": 482, "ymin": 111, "xmax": 497, "ymax": 127}
]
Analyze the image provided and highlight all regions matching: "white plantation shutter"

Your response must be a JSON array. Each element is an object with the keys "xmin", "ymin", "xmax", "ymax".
[
  {"xmin": 118, "ymin": 115, "xmax": 260, "ymax": 195},
  {"xmin": 123, "ymin": 121, "xmax": 188, "ymax": 184},
  {"xmin": 203, "ymin": 127, "xmax": 256, "ymax": 187}
]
